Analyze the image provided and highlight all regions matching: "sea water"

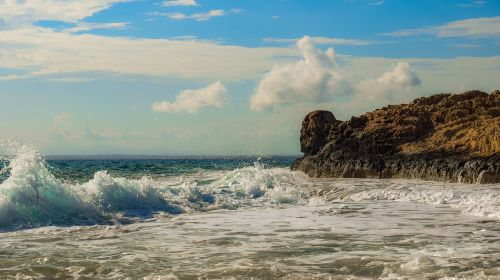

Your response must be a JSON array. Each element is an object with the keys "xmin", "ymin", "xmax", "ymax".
[{"xmin": 0, "ymin": 143, "xmax": 499, "ymax": 279}]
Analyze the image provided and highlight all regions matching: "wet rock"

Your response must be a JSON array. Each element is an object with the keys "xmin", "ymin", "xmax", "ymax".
[{"xmin": 292, "ymin": 90, "xmax": 500, "ymax": 184}]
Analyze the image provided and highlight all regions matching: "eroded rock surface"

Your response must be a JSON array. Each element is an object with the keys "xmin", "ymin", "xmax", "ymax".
[{"xmin": 292, "ymin": 90, "xmax": 500, "ymax": 183}]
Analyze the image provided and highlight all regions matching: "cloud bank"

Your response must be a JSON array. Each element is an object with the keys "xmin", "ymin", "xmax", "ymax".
[
  {"xmin": 153, "ymin": 81, "xmax": 227, "ymax": 113},
  {"xmin": 0, "ymin": 26, "xmax": 295, "ymax": 81}
]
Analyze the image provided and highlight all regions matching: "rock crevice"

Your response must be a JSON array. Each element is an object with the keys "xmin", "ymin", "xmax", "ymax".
[{"xmin": 292, "ymin": 90, "xmax": 500, "ymax": 183}]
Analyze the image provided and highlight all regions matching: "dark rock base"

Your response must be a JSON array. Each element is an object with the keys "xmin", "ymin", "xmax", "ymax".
[{"xmin": 292, "ymin": 154, "xmax": 500, "ymax": 184}]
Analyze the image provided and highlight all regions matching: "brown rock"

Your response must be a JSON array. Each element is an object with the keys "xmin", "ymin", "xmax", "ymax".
[
  {"xmin": 300, "ymin": 110, "xmax": 337, "ymax": 155},
  {"xmin": 292, "ymin": 90, "xmax": 500, "ymax": 183}
]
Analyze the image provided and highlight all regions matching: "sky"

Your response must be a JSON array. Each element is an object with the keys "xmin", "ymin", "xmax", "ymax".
[{"xmin": 0, "ymin": 0, "xmax": 499, "ymax": 155}]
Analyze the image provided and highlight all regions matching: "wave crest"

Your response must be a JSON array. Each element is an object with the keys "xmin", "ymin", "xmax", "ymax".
[{"xmin": 0, "ymin": 144, "xmax": 307, "ymax": 230}]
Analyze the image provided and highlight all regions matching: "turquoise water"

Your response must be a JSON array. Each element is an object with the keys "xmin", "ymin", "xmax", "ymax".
[
  {"xmin": 43, "ymin": 156, "xmax": 295, "ymax": 183},
  {"xmin": 0, "ymin": 144, "xmax": 499, "ymax": 279}
]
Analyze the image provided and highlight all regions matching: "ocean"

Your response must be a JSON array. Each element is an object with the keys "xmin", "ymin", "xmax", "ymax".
[{"xmin": 0, "ymin": 144, "xmax": 499, "ymax": 279}]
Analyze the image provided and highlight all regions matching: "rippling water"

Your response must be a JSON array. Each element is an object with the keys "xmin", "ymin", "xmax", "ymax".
[{"xmin": 0, "ymin": 143, "xmax": 499, "ymax": 279}]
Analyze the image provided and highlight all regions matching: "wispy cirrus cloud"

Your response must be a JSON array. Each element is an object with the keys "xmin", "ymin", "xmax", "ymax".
[
  {"xmin": 63, "ymin": 22, "xmax": 128, "ymax": 33},
  {"xmin": 382, "ymin": 16, "xmax": 500, "ymax": 38},
  {"xmin": 369, "ymin": 1, "xmax": 384, "ymax": 6},
  {"xmin": 162, "ymin": 0, "xmax": 198, "ymax": 7},
  {"xmin": 153, "ymin": 82, "xmax": 227, "ymax": 113},
  {"xmin": 0, "ymin": 74, "xmax": 26, "ymax": 81},
  {"xmin": 457, "ymin": 0, "xmax": 486, "ymax": 8},
  {"xmin": 262, "ymin": 36, "xmax": 373, "ymax": 46},
  {"xmin": 451, "ymin": 43, "xmax": 481, "ymax": 48},
  {"xmin": 0, "ymin": 0, "xmax": 132, "ymax": 43},
  {"xmin": 161, "ymin": 9, "xmax": 242, "ymax": 21},
  {"xmin": 0, "ymin": 0, "xmax": 129, "ymax": 26}
]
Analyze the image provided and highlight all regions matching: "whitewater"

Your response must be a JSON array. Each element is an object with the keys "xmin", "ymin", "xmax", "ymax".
[{"xmin": 0, "ymin": 143, "xmax": 499, "ymax": 279}]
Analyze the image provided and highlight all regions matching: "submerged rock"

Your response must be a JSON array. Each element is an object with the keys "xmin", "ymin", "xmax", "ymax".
[{"xmin": 292, "ymin": 90, "xmax": 500, "ymax": 183}]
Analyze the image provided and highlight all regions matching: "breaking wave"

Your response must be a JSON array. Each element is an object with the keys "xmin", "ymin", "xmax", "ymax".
[{"xmin": 0, "ymin": 143, "xmax": 308, "ymax": 230}]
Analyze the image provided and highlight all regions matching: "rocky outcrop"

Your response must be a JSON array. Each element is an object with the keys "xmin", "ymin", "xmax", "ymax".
[{"xmin": 292, "ymin": 90, "xmax": 500, "ymax": 183}]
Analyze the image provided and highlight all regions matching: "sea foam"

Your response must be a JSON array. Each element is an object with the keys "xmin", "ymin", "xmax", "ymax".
[
  {"xmin": 0, "ymin": 143, "xmax": 308, "ymax": 229},
  {"xmin": 312, "ymin": 179, "xmax": 500, "ymax": 219},
  {"xmin": 1, "ymin": 143, "xmax": 499, "ymax": 230}
]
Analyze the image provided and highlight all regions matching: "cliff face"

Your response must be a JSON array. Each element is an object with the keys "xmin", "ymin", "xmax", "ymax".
[{"xmin": 292, "ymin": 90, "xmax": 500, "ymax": 184}]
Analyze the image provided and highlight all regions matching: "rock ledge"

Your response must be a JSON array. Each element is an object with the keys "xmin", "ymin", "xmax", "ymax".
[{"xmin": 292, "ymin": 90, "xmax": 499, "ymax": 183}]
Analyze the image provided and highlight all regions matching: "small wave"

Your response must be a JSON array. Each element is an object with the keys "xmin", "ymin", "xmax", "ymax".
[
  {"xmin": 350, "ymin": 184, "xmax": 500, "ymax": 219},
  {"xmin": 0, "ymin": 143, "xmax": 308, "ymax": 230},
  {"xmin": 311, "ymin": 179, "xmax": 500, "ymax": 219}
]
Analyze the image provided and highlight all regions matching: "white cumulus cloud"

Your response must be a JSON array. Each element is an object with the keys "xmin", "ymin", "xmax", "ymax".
[
  {"xmin": 250, "ymin": 37, "xmax": 423, "ymax": 111},
  {"xmin": 153, "ymin": 82, "xmax": 227, "ymax": 113},
  {"xmin": 250, "ymin": 36, "xmax": 351, "ymax": 111},
  {"xmin": 367, "ymin": 62, "xmax": 421, "ymax": 89},
  {"xmin": 354, "ymin": 62, "xmax": 421, "ymax": 106}
]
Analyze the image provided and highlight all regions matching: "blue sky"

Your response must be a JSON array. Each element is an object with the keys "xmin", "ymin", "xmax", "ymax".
[{"xmin": 0, "ymin": 0, "xmax": 499, "ymax": 155}]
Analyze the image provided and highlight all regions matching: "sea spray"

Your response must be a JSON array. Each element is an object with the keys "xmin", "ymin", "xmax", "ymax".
[
  {"xmin": 0, "ymin": 143, "xmax": 92, "ymax": 228},
  {"xmin": 77, "ymin": 171, "xmax": 182, "ymax": 213},
  {"xmin": 0, "ymin": 143, "xmax": 308, "ymax": 230}
]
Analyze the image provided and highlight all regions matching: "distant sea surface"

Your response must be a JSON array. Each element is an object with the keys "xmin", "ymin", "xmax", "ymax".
[{"xmin": 0, "ymin": 144, "xmax": 499, "ymax": 279}]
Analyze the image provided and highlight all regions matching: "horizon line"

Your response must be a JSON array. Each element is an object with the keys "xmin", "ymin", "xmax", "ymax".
[{"xmin": 43, "ymin": 154, "xmax": 303, "ymax": 159}]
